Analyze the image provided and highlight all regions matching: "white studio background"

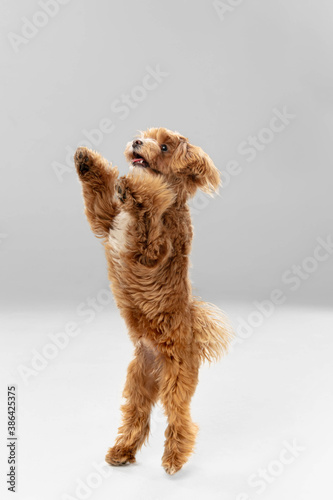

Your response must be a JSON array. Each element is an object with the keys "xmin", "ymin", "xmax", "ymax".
[{"xmin": 1, "ymin": 1, "xmax": 333, "ymax": 500}]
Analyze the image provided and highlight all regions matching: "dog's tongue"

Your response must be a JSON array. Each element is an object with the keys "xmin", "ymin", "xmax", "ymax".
[{"xmin": 132, "ymin": 158, "xmax": 144, "ymax": 164}]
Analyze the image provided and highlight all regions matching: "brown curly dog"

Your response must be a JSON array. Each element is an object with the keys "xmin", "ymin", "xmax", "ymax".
[{"xmin": 74, "ymin": 127, "xmax": 233, "ymax": 475}]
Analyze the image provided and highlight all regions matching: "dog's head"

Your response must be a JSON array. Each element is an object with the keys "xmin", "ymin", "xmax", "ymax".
[{"xmin": 124, "ymin": 128, "xmax": 220, "ymax": 198}]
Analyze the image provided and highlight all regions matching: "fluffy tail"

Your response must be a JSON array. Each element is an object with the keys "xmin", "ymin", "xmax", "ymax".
[{"xmin": 191, "ymin": 298, "xmax": 234, "ymax": 364}]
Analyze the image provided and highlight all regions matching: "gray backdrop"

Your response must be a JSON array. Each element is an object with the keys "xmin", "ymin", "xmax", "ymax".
[{"xmin": 1, "ymin": 0, "xmax": 332, "ymax": 309}]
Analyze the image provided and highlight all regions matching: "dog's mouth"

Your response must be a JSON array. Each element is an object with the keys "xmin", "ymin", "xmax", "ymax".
[{"xmin": 131, "ymin": 152, "xmax": 150, "ymax": 169}]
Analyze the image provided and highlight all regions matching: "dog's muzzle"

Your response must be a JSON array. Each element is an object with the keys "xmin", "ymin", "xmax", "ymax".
[{"xmin": 132, "ymin": 139, "xmax": 143, "ymax": 149}]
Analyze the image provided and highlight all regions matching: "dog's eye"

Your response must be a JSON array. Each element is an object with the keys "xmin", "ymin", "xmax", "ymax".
[{"xmin": 161, "ymin": 144, "xmax": 168, "ymax": 152}]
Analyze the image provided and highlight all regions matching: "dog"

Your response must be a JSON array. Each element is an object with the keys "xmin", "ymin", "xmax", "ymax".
[{"xmin": 74, "ymin": 127, "xmax": 233, "ymax": 475}]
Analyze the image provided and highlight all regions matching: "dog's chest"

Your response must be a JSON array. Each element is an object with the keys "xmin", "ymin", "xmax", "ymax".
[{"xmin": 108, "ymin": 210, "xmax": 132, "ymax": 257}]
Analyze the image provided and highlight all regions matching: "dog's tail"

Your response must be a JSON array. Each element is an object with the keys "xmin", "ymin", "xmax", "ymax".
[{"xmin": 191, "ymin": 298, "xmax": 234, "ymax": 364}]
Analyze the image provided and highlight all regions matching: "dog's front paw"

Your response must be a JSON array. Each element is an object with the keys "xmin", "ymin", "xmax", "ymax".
[
  {"xmin": 105, "ymin": 446, "xmax": 136, "ymax": 466},
  {"xmin": 74, "ymin": 147, "xmax": 93, "ymax": 176},
  {"xmin": 115, "ymin": 178, "xmax": 128, "ymax": 204},
  {"xmin": 115, "ymin": 176, "xmax": 144, "ymax": 208}
]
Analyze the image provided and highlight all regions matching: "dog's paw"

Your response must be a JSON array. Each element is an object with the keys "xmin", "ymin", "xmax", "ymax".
[
  {"xmin": 115, "ymin": 178, "xmax": 128, "ymax": 204},
  {"xmin": 74, "ymin": 147, "xmax": 93, "ymax": 176},
  {"xmin": 105, "ymin": 446, "xmax": 136, "ymax": 466},
  {"xmin": 162, "ymin": 454, "xmax": 184, "ymax": 475},
  {"xmin": 115, "ymin": 176, "xmax": 145, "ymax": 209}
]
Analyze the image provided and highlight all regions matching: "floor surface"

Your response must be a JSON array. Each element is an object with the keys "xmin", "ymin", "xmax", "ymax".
[{"xmin": 1, "ymin": 302, "xmax": 332, "ymax": 500}]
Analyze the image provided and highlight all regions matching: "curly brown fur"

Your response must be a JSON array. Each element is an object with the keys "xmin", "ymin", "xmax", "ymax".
[{"xmin": 74, "ymin": 127, "xmax": 233, "ymax": 475}]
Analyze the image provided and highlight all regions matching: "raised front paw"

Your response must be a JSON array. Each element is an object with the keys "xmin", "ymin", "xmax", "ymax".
[
  {"xmin": 115, "ymin": 177, "xmax": 128, "ymax": 204},
  {"xmin": 105, "ymin": 446, "xmax": 136, "ymax": 466},
  {"xmin": 74, "ymin": 147, "xmax": 94, "ymax": 176},
  {"xmin": 115, "ymin": 176, "xmax": 142, "ymax": 206}
]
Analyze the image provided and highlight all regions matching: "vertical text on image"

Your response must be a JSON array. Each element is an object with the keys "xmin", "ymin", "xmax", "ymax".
[{"xmin": 7, "ymin": 385, "xmax": 17, "ymax": 493}]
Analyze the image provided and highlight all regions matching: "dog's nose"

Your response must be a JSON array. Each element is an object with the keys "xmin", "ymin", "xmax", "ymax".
[{"xmin": 133, "ymin": 139, "xmax": 143, "ymax": 148}]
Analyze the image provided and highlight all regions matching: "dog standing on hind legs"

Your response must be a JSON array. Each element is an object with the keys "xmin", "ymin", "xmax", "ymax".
[{"xmin": 74, "ymin": 127, "xmax": 233, "ymax": 475}]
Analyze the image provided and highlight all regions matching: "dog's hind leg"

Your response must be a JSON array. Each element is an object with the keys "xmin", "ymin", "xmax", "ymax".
[
  {"xmin": 159, "ymin": 350, "xmax": 200, "ymax": 475},
  {"xmin": 74, "ymin": 147, "xmax": 120, "ymax": 238},
  {"xmin": 105, "ymin": 341, "xmax": 160, "ymax": 466}
]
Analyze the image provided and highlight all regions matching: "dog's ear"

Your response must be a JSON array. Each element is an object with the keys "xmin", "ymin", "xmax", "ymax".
[{"xmin": 173, "ymin": 142, "xmax": 220, "ymax": 195}]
